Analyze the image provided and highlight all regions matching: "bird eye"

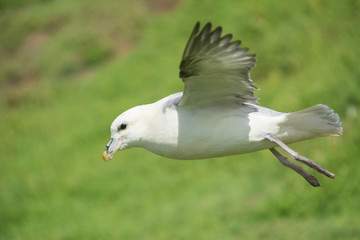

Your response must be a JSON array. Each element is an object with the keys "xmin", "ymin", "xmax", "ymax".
[{"xmin": 118, "ymin": 124, "xmax": 127, "ymax": 131}]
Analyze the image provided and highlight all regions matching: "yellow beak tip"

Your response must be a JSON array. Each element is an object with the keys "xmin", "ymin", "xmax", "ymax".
[{"xmin": 102, "ymin": 151, "xmax": 111, "ymax": 161}]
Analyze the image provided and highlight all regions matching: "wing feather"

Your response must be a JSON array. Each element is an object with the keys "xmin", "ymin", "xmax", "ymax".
[{"xmin": 178, "ymin": 22, "xmax": 258, "ymax": 108}]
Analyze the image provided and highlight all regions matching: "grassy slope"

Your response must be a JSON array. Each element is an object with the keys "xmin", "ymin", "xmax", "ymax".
[{"xmin": 1, "ymin": 0, "xmax": 360, "ymax": 239}]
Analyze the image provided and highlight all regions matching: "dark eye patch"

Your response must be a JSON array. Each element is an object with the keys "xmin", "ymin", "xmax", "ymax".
[{"xmin": 118, "ymin": 124, "xmax": 127, "ymax": 131}]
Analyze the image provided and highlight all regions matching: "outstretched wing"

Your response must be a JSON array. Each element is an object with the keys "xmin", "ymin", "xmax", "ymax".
[{"xmin": 178, "ymin": 22, "xmax": 258, "ymax": 108}]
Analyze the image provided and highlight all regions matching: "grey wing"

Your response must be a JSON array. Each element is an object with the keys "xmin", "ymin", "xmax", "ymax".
[{"xmin": 178, "ymin": 22, "xmax": 258, "ymax": 108}]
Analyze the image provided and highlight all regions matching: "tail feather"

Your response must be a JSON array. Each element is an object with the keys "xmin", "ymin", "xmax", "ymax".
[{"xmin": 281, "ymin": 104, "xmax": 342, "ymax": 143}]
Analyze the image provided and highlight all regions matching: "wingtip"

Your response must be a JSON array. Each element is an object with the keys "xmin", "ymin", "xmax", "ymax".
[
  {"xmin": 204, "ymin": 22, "xmax": 212, "ymax": 29},
  {"xmin": 193, "ymin": 21, "xmax": 201, "ymax": 34}
]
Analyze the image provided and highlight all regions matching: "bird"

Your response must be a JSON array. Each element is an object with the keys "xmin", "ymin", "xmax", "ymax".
[{"xmin": 102, "ymin": 22, "xmax": 342, "ymax": 187}]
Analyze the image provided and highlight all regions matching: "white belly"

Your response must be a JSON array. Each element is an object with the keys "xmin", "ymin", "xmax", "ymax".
[{"xmin": 142, "ymin": 107, "xmax": 286, "ymax": 160}]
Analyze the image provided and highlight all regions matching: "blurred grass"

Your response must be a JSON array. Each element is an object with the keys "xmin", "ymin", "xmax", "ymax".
[{"xmin": 1, "ymin": 0, "xmax": 360, "ymax": 239}]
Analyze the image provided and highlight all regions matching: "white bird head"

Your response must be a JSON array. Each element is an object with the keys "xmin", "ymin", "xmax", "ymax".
[{"xmin": 102, "ymin": 105, "xmax": 149, "ymax": 161}]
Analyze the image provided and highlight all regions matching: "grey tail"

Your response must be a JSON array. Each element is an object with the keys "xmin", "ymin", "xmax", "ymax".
[{"xmin": 282, "ymin": 104, "xmax": 342, "ymax": 142}]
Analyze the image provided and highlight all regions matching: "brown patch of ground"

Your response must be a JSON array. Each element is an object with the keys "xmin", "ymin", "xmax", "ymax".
[
  {"xmin": 146, "ymin": 0, "xmax": 179, "ymax": 12},
  {"xmin": 1, "ymin": 31, "xmax": 50, "ymax": 90}
]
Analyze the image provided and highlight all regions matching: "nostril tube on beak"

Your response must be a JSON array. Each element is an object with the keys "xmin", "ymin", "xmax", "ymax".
[{"xmin": 106, "ymin": 138, "xmax": 114, "ymax": 149}]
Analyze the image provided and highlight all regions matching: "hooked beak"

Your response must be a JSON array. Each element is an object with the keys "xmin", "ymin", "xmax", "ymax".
[{"xmin": 102, "ymin": 138, "xmax": 121, "ymax": 162}]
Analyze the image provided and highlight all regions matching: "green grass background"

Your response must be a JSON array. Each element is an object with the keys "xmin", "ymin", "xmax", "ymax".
[{"xmin": 1, "ymin": 0, "xmax": 359, "ymax": 239}]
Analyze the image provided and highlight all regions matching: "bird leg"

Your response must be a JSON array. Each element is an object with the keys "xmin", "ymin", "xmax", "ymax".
[
  {"xmin": 269, "ymin": 148, "xmax": 320, "ymax": 187},
  {"xmin": 266, "ymin": 134, "xmax": 335, "ymax": 182}
]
